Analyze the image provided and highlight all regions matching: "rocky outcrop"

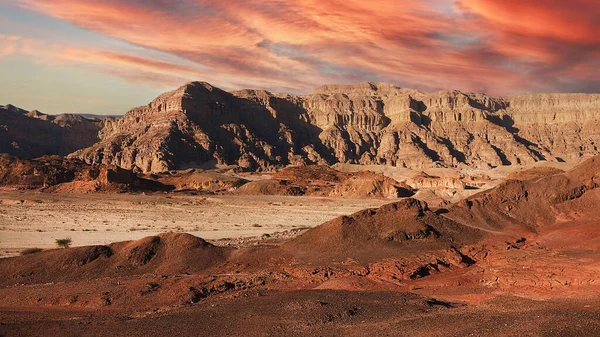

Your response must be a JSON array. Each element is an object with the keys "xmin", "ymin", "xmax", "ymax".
[
  {"xmin": 407, "ymin": 173, "xmax": 466, "ymax": 190},
  {"xmin": 0, "ymin": 105, "xmax": 103, "ymax": 158},
  {"xmin": 329, "ymin": 172, "xmax": 413, "ymax": 198},
  {"xmin": 71, "ymin": 82, "xmax": 600, "ymax": 173},
  {"xmin": 0, "ymin": 154, "xmax": 169, "ymax": 192},
  {"xmin": 236, "ymin": 165, "xmax": 414, "ymax": 198},
  {"xmin": 153, "ymin": 169, "xmax": 248, "ymax": 192},
  {"xmin": 71, "ymin": 82, "xmax": 329, "ymax": 173}
]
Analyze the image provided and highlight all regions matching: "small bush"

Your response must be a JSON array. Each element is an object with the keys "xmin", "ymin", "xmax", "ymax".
[
  {"xmin": 147, "ymin": 282, "xmax": 160, "ymax": 290},
  {"xmin": 21, "ymin": 248, "xmax": 43, "ymax": 255},
  {"xmin": 140, "ymin": 282, "xmax": 161, "ymax": 295},
  {"xmin": 56, "ymin": 238, "xmax": 72, "ymax": 248}
]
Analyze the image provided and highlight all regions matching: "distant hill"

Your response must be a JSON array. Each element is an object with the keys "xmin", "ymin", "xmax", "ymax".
[
  {"xmin": 0, "ymin": 104, "xmax": 103, "ymax": 158},
  {"xmin": 78, "ymin": 114, "xmax": 123, "ymax": 120}
]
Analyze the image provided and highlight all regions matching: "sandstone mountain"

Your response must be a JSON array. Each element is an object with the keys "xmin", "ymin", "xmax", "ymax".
[
  {"xmin": 0, "ymin": 104, "xmax": 103, "ymax": 158},
  {"xmin": 71, "ymin": 82, "xmax": 600, "ymax": 173}
]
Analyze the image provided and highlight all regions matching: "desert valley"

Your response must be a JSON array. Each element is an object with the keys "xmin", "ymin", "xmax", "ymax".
[{"xmin": 1, "ymin": 80, "xmax": 600, "ymax": 335}]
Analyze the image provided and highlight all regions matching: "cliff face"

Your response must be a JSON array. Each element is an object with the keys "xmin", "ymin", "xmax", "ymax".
[
  {"xmin": 71, "ymin": 82, "xmax": 330, "ymax": 172},
  {"xmin": 71, "ymin": 82, "xmax": 600, "ymax": 173},
  {"xmin": 0, "ymin": 105, "xmax": 103, "ymax": 159}
]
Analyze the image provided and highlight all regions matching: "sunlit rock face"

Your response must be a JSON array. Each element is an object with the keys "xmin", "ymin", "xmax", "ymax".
[{"xmin": 71, "ymin": 81, "xmax": 600, "ymax": 173}]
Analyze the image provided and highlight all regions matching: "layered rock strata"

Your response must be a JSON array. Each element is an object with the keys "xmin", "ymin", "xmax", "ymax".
[{"xmin": 71, "ymin": 82, "xmax": 600, "ymax": 173}]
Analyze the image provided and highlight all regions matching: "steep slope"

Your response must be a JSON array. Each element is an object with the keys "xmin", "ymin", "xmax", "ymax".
[
  {"xmin": 0, "ymin": 104, "xmax": 102, "ymax": 158},
  {"xmin": 71, "ymin": 82, "xmax": 329, "ymax": 173},
  {"xmin": 72, "ymin": 82, "xmax": 600, "ymax": 173},
  {"xmin": 446, "ymin": 156, "xmax": 600, "ymax": 232}
]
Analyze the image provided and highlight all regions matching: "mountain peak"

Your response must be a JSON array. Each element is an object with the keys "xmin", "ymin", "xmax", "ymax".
[
  {"xmin": 181, "ymin": 81, "xmax": 218, "ymax": 92},
  {"xmin": 1, "ymin": 104, "xmax": 27, "ymax": 114}
]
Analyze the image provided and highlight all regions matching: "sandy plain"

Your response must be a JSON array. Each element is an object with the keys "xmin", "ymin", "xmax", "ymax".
[{"xmin": 0, "ymin": 191, "xmax": 389, "ymax": 257}]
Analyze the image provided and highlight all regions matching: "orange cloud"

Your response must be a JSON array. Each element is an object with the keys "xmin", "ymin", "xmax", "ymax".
[
  {"xmin": 12, "ymin": 0, "xmax": 600, "ymax": 94},
  {"xmin": 0, "ymin": 35, "xmax": 21, "ymax": 57},
  {"xmin": 458, "ymin": 0, "xmax": 599, "ymax": 44},
  {"xmin": 456, "ymin": 0, "xmax": 600, "ymax": 92}
]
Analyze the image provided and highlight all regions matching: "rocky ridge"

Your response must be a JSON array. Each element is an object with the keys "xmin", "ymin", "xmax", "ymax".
[
  {"xmin": 70, "ymin": 82, "xmax": 600, "ymax": 173},
  {"xmin": 0, "ymin": 104, "xmax": 103, "ymax": 158},
  {"xmin": 0, "ymin": 154, "xmax": 169, "ymax": 192}
]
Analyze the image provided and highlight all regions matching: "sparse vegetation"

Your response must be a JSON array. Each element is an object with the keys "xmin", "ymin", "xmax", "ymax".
[
  {"xmin": 21, "ymin": 247, "xmax": 43, "ymax": 255},
  {"xmin": 147, "ymin": 282, "xmax": 160, "ymax": 288},
  {"xmin": 56, "ymin": 238, "xmax": 72, "ymax": 248},
  {"xmin": 140, "ymin": 282, "xmax": 161, "ymax": 296}
]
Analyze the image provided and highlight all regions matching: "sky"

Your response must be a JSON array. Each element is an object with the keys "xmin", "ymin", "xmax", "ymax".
[{"xmin": 0, "ymin": 0, "xmax": 599, "ymax": 115}]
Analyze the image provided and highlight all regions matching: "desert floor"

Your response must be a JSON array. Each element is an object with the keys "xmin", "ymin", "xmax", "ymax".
[
  {"xmin": 0, "ymin": 161, "xmax": 575, "ymax": 258},
  {"xmin": 3, "ymin": 161, "xmax": 600, "ymax": 336},
  {"xmin": 0, "ymin": 191, "xmax": 389, "ymax": 257}
]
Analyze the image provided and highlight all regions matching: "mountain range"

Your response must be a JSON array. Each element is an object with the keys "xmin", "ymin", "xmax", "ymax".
[{"xmin": 3, "ymin": 82, "xmax": 600, "ymax": 173}]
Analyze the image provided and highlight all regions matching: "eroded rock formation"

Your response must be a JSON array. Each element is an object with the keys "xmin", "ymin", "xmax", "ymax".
[{"xmin": 71, "ymin": 82, "xmax": 600, "ymax": 173}]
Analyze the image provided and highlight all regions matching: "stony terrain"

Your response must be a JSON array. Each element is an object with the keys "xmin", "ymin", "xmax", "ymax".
[
  {"xmin": 0, "ymin": 154, "xmax": 574, "ymax": 257},
  {"xmin": 2, "ymin": 156, "xmax": 600, "ymax": 335},
  {"xmin": 0, "ymin": 104, "xmax": 103, "ymax": 158},
  {"xmin": 0, "ymin": 152, "xmax": 499, "ymax": 202},
  {"xmin": 71, "ymin": 81, "xmax": 600, "ymax": 173},
  {"xmin": 0, "ymin": 154, "xmax": 166, "ymax": 192}
]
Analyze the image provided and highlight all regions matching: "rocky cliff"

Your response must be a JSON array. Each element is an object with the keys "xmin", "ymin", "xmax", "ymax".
[
  {"xmin": 71, "ymin": 82, "xmax": 600, "ymax": 173},
  {"xmin": 0, "ymin": 105, "xmax": 103, "ymax": 158}
]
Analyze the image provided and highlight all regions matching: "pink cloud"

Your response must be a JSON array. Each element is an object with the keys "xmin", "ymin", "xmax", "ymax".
[
  {"xmin": 12, "ymin": 0, "xmax": 600, "ymax": 94},
  {"xmin": 0, "ymin": 35, "xmax": 21, "ymax": 57}
]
